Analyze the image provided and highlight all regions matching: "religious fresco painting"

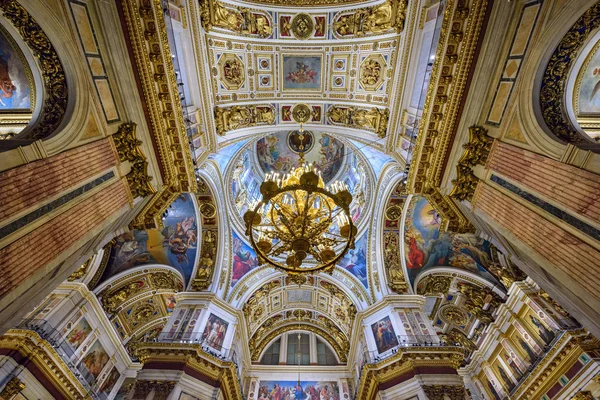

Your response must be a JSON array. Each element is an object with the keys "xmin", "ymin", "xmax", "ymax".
[
  {"xmin": 256, "ymin": 131, "xmax": 345, "ymax": 184},
  {"xmin": 523, "ymin": 307, "xmax": 556, "ymax": 345},
  {"xmin": 257, "ymin": 380, "xmax": 340, "ymax": 400},
  {"xmin": 577, "ymin": 43, "xmax": 600, "ymax": 114},
  {"xmin": 98, "ymin": 366, "xmax": 120, "ymax": 396},
  {"xmin": 338, "ymin": 232, "xmax": 368, "ymax": 289},
  {"xmin": 282, "ymin": 55, "xmax": 322, "ymax": 90},
  {"xmin": 79, "ymin": 339, "xmax": 110, "ymax": 379},
  {"xmin": 231, "ymin": 231, "xmax": 258, "ymax": 287},
  {"xmin": 403, "ymin": 196, "xmax": 500, "ymax": 286},
  {"xmin": 370, "ymin": 316, "xmax": 399, "ymax": 354},
  {"xmin": 232, "ymin": 149, "xmax": 261, "ymax": 216},
  {"xmin": 163, "ymin": 294, "xmax": 177, "ymax": 313},
  {"xmin": 66, "ymin": 317, "xmax": 92, "ymax": 350},
  {"xmin": 100, "ymin": 193, "xmax": 198, "ymax": 284},
  {"xmin": 0, "ymin": 26, "xmax": 32, "ymax": 111},
  {"xmin": 201, "ymin": 313, "xmax": 229, "ymax": 351}
]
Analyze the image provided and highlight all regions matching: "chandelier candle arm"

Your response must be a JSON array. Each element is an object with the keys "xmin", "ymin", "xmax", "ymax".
[{"xmin": 243, "ymin": 160, "xmax": 357, "ymax": 275}]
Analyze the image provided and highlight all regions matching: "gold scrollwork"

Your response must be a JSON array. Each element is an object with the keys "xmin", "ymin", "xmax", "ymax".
[
  {"xmin": 214, "ymin": 104, "xmax": 275, "ymax": 135},
  {"xmin": 416, "ymin": 275, "xmax": 452, "ymax": 295},
  {"xmin": 191, "ymin": 229, "xmax": 218, "ymax": 290},
  {"xmin": 333, "ymin": 0, "xmax": 407, "ymax": 37},
  {"xmin": 291, "ymin": 103, "xmax": 312, "ymax": 124},
  {"xmin": 359, "ymin": 56, "xmax": 386, "ymax": 90},
  {"xmin": 0, "ymin": 0, "xmax": 68, "ymax": 141},
  {"xmin": 327, "ymin": 105, "xmax": 389, "ymax": 138},
  {"xmin": 450, "ymin": 125, "xmax": 493, "ymax": 202},
  {"xmin": 540, "ymin": 2, "xmax": 600, "ymax": 147},
  {"xmin": 112, "ymin": 122, "xmax": 156, "ymax": 198},
  {"xmin": 133, "ymin": 380, "xmax": 176, "ymax": 398},
  {"xmin": 200, "ymin": 0, "xmax": 272, "ymax": 38},
  {"xmin": 383, "ymin": 231, "xmax": 408, "ymax": 293},
  {"xmin": 0, "ymin": 377, "xmax": 25, "ymax": 399},
  {"xmin": 439, "ymin": 304, "xmax": 469, "ymax": 326},
  {"xmin": 67, "ymin": 259, "xmax": 91, "ymax": 282}
]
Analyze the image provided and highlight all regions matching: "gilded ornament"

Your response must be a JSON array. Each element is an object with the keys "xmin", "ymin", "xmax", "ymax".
[
  {"xmin": 439, "ymin": 305, "xmax": 469, "ymax": 326},
  {"xmin": 333, "ymin": 0, "xmax": 407, "ymax": 37},
  {"xmin": 112, "ymin": 122, "xmax": 156, "ymax": 198},
  {"xmin": 423, "ymin": 385, "xmax": 466, "ymax": 400},
  {"xmin": 385, "ymin": 204, "xmax": 402, "ymax": 220},
  {"xmin": 199, "ymin": 202, "xmax": 217, "ymax": 218},
  {"xmin": 383, "ymin": 231, "xmax": 408, "ymax": 293},
  {"xmin": 291, "ymin": 103, "xmax": 312, "ymax": 124},
  {"xmin": 133, "ymin": 381, "xmax": 176, "ymax": 398},
  {"xmin": 0, "ymin": 1, "xmax": 67, "ymax": 141},
  {"xmin": 291, "ymin": 13, "xmax": 314, "ymax": 40},
  {"xmin": 67, "ymin": 259, "xmax": 91, "ymax": 282},
  {"xmin": 192, "ymin": 229, "xmax": 218, "ymax": 291},
  {"xmin": 240, "ymin": 0, "xmax": 363, "ymax": 5},
  {"xmin": 450, "ymin": 126, "xmax": 492, "ymax": 202},
  {"xmin": 150, "ymin": 271, "xmax": 182, "ymax": 290},
  {"xmin": 132, "ymin": 303, "xmax": 155, "ymax": 321},
  {"xmin": 540, "ymin": 2, "xmax": 600, "ymax": 148},
  {"xmin": 218, "ymin": 54, "xmax": 245, "ymax": 90},
  {"xmin": 101, "ymin": 280, "xmax": 146, "ymax": 313},
  {"xmin": 327, "ymin": 106, "xmax": 389, "ymax": 138},
  {"xmin": 359, "ymin": 56, "xmax": 385, "ymax": 90},
  {"xmin": 0, "ymin": 377, "xmax": 25, "ymax": 399},
  {"xmin": 214, "ymin": 105, "xmax": 275, "ymax": 135},
  {"xmin": 200, "ymin": 0, "xmax": 272, "ymax": 38},
  {"xmin": 571, "ymin": 391, "xmax": 594, "ymax": 400},
  {"xmin": 417, "ymin": 275, "xmax": 451, "ymax": 295}
]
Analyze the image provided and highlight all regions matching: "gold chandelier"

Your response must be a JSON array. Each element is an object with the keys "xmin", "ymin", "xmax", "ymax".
[{"xmin": 243, "ymin": 130, "xmax": 356, "ymax": 275}]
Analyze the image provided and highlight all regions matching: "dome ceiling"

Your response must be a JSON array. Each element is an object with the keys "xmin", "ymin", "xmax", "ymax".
[{"xmin": 256, "ymin": 130, "xmax": 345, "ymax": 183}]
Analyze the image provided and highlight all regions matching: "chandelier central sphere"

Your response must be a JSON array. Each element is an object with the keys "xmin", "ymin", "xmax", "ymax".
[{"xmin": 243, "ymin": 138, "xmax": 356, "ymax": 275}]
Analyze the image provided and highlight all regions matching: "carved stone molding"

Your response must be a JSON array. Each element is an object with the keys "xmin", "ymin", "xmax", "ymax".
[
  {"xmin": 450, "ymin": 125, "xmax": 493, "ymax": 202},
  {"xmin": 0, "ymin": 0, "xmax": 68, "ymax": 142},
  {"xmin": 540, "ymin": 2, "xmax": 600, "ymax": 150}
]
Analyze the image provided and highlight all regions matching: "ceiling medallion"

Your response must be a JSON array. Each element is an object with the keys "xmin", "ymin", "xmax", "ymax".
[
  {"xmin": 243, "ymin": 108, "xmax": 356, "ymax": 275},
  {"xmin": 291, "ymin": 13, "xmax": 314, "ymax": 40},
  {"xmin": 291, "ymin": 103, "xmax": 312, "ymax": 123}
]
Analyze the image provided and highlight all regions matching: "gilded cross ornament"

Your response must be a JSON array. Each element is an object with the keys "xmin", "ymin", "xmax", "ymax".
[{"xmin": 291, "ymin": 13, "xmax": 314, "ymax": 40}]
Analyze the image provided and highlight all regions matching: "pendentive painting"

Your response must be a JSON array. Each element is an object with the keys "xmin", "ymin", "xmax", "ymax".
[
  {"xmin": 403, "ymin": 196, "xmax": 501, "ymax": 287},
  {"xmin": 257, "ymin": 380, "xmax": 340, "ymax": 400},
  {"xmin": 98, "ymin": 366, "xmax": 120, "ymax": 396},
  {"xmin": 282, "ymin": 55, "xmax": 322, "ymax": 91},
  {"xmin": 99, "ymin": 193, "xmax": 198, "ymax": 285},
  {"xmin": 0, "ymin": 25, "xmax": 33, "ymax": 111},
  {"xmin": 201, "ymin": 313, "xmax": 229, "ymax": 351},
  {"xmin": 371, "ymin": 316, "xmax": 399, "ymax": 353},
  {"xmin": 66, "ymin": 317, "xmax": 92, "ymax": 350}
]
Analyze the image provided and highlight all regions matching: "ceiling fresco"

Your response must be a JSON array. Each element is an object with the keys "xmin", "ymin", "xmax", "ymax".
[
  {"xmin": 96, "ymin": 193, "xmax": 199, "ymax": 286},
  {"xmin": 256, "ymin": 131, "xmax": 346, "ymax": 183}
]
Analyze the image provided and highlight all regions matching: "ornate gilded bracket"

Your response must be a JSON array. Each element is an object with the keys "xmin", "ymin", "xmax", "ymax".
[
  {"xmin": 449, "ymin": 125, "xmax": 493, "ymax": 202},
  {"xmin": 112, "ymin": 122, "xmax": 156, "ymax": 199},
  {"xmin": 0, "ymin": 0, "xmax": 67, "ymax": 142},
  {"xmin": 327, "ymin": 105, "xmax": 389, "ymax": 138},
  {"xmin": 423, "ymin": 385, "xmax": 466, "ymax": 400}
]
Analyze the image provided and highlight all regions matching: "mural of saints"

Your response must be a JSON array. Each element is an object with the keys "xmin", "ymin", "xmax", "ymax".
[
  {"xmin": 202, "ymin": 313, "xmax": 229, "ymax": 350},
  {"xmin": 370, "ymin": 316, "xmax": 399, "ymax": 354}
]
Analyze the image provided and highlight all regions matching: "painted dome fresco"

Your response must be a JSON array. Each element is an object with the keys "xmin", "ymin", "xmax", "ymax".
[{"xmin": 256, "ymin": 131, "xmax": 345, "ymax": 184}]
